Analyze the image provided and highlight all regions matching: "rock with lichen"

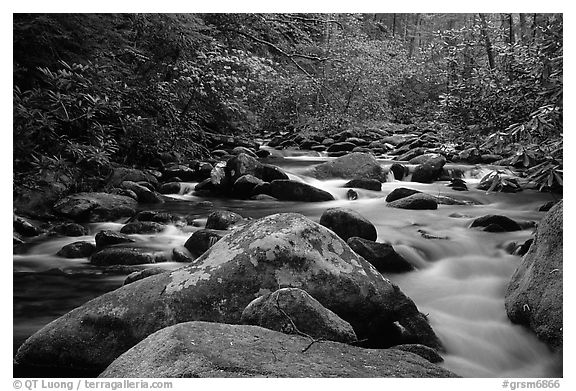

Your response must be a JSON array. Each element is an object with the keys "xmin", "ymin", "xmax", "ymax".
[{"xmin": 14, "ymin": 213, "xmax": 440, "ymax": 376}]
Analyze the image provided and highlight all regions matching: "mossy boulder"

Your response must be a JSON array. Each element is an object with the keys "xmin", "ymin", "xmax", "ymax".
[
  {"xmin": 505, "ymin": 201, "xmax": 563, "ymax": 351},
  {"xmin": 15, "ymin": 213, "xmax": 440, "ymax": 376},
  {"xmin": 99, "ymin": 322, "xmax": 457, "ymax": 378}
]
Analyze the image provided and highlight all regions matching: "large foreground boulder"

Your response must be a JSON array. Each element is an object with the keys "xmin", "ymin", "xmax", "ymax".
[
  {"xmin": 241, "ymin": 288, "xmax": 356, "ymax": 343},
  {"xmin": 53, "ymin": 192, "xmax": 137, "ymax": 222},
  {"xmin": 14, "ymin": 213, "xmax": 440, "ymax": 375},
  {"xmin": 505, "ymin": 201, "xmax": 563, "ymax": 351},
  {"xmin": 312, "ymin": 153, "xmax": 388, "ymax": 181},
  {"xmin": 99, "ymin": 322, "xmax": 457, "ymax": 378}
]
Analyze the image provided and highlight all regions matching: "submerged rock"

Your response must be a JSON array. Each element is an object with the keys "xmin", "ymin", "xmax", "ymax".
[
  {"xmin": 505, "ymin": 201, "xmax": 563, "ymax": 351},
  {"xmin": 14, "ymin": 213, "xmax": 440, "ymax": 375},
  {"xmin": 387, "ymin": 193, "xmax": 438, "ymax": 210},
  {"xmin": 312, "ymin": 152, "xmax": 388, "ymax": 181},
  {"xmin": 241, "ymin": 287, "xmax": 357, "ymax": 343},
  {"xmin": 470, "ymin": 215, "xmax": 521, "ymax": 232},
  {"xmin": 90, "ymin": 247, "xmax": 158, "ymax": 266},
  {"xmin": 99, "ymin": 322, "xmax": 457, "ymax": 378},
  {"xmin": 319, "ymin": 208, "xmax": 377, "ymax": 242},
  {"xmin": 56, "ymin": 241, "xmax": 96, "ymax": 258}
]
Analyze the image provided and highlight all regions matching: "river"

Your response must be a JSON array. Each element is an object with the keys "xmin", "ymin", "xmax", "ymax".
[{"xmin": 13, "ymin": 150, "xmax": 561, "ymax": 377}]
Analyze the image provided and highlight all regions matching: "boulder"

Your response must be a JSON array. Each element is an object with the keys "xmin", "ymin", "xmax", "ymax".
[
  {"xmin": 241, "ymin": 288, "xmax": 357, "ymax": 343},
  {"xmin": 232, "ymin": 146, "xmax": 258, "ymax": 158},
  {"xmin": 391, "ymin": 344, "xmax": 443, "ymax": 364},
  {"xmin": 343, "ymin": 178, "xmax": 381, "ymax": 191},
  {"xmin": 205, "ymin": 210, "xmax": 243, "ymax": 230},
  {"xmin": 15, "ymin": 213, "xmax": 441, "ymax": 375},
  {"xmin": 387, "ymin": 194, "xmax": 438, "ymax": 210},
  {"xmin": 312, "ymin": 153, "xmax": 388, "ymax": 182},
  {"xmin": 411, "ymin": 154, "xmax": 446, "ymax": 183},
  {"xmin": 232, "ymin": 175, "xmax": 265, "ymax": 199},
  {"xmin": 124, "ymin": 268, "xmax": 166, "ymax": 285},
  {"xmin": 382, "ymin": 135, "xmax": 406, "ymax": 146},
  {"xmin": 256, "ymin": 149, "xmax": 271, "ymax": 158},
  {"xmin": 184, "ymin": 229, "xmax": 226, "ymax": 258},
  {"xmin": 131, "ymin": 210, "xmax": 177, "ymax": 225},
  {"xmin": 56, "ymin": 241, "xmax": 96, "ymax": 258},
  {"xmin": 121, "ymin": 181, "xmax": 163, "ymax": 204},
  {"xmin": 345, "ymin": 137, "xmax": 369, "ymax": 146},
  {"xmin": 172, "ymin": 247, "xmax": 193, "ymax": 263},
  {"xmin": 225, "ymin": 153, "xmax": 262, "ymax": 184},
  {"xmin": 319, "ymin": 208, "xmax": 377, "ymax": 242},
  {"xmin": 397, "ymin": 148, "xmax": 427, "ymax": 162},
  {"xmin": 163, "ymin": 165, "xmax": 197, "ymax": 182},
  {"xmin": 107, "ymin": 167, "xmax": 159, "ymax": 188},
  {"xmin": 470, "ymin": 215, "xmax": 521, "ymax": 232},
  {"xmin": 386, "ymin": 187, "xmax": 421, "ymax": 202},
  {"xmin": 90, "ymin": 247, "xmax": 157, "ymax": 266},
  {"xmin": 53, "ymin": 192, "xmax": 137, "ymax": 222},
  {"xmin": 95, "ymin": 230, "xmax": 135, "ymax": 248},
  {"xmin": 261, "ymin": 164, "xmax": 289, "ymax": 182},
  {"xmin": 13, "ymin": 215, "xmax": 42, "ymax": 237},
  {"xmin": 99, "ymin": 322, "xmax": 457, "ymax": 378},
  {"xmin": 120, "ymin": 222, "xmax": 165, "ymax": 235},
  {"xmin": 409, "ymin": 153, "xmax": 444, "ymax": 165},
  {"xmin": 108, "ymin": 187, "xmax": 138, "ymax": 200},
  {"xmin": 326, "ymin": 141, "xmax": 356, "ymax": 153},
  {"xmin": 390, "ymin": 163, "xmax": 408, "ymax": 180},
  {"xmin": 347, "ymin": 237, "xmax": 414, "ymax": 273},
  {"xmin": 268, "ymin": 180, "xmax": 335, "ymax": 202},
  {"xmin": 158, "ymin": 182, "xmax": 181, "ymax": 195},
  {"xmin": 539, "ymin": 201, "xmax": 558, "ymax": 212},
  {"xmin": 49, "ymin": 223, "xmax": 87, "ymax": 237},
  {"xmin": 505, "ymin": 201, "xmax": 563, "ymax": 351}
]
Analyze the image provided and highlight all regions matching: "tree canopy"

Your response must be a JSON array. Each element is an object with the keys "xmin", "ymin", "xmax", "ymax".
[{"xmin": 13, "ymin": 13, "xmax": 562, "ymax": 192}]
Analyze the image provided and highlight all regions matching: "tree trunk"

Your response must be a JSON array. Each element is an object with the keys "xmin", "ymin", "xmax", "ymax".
[
  {"xmin": 519, "ymin": 13, "xmax": 527, "ymax": 42},
  {"xmin": 508, "ymin": 14, "xmax": 515, "ymax": 44},
  {"xmin": 479, "ymin": 13, "xmax": 495, "ymax": 70},
  {"xmin": 408, "ymin": 13, "xmax": 421, "ymax": 59},
  {"xmin": 392, "ymin": 13, "xmax": 396, "ymax": 37}
]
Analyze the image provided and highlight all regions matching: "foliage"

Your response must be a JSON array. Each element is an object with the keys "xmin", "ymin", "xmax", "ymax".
[
  {"xmin": 478, "ymin": 170, "xmax": 523, "ymax": 193},
  {"xmin": 13, "ymin": 13, "xmax": 563, "ymax": 196}
]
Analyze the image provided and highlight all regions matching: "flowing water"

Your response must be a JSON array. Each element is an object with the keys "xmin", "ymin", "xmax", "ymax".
[{"xmin": 13, "ymin": 150, "xmax": 562, "ymax": 377}]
